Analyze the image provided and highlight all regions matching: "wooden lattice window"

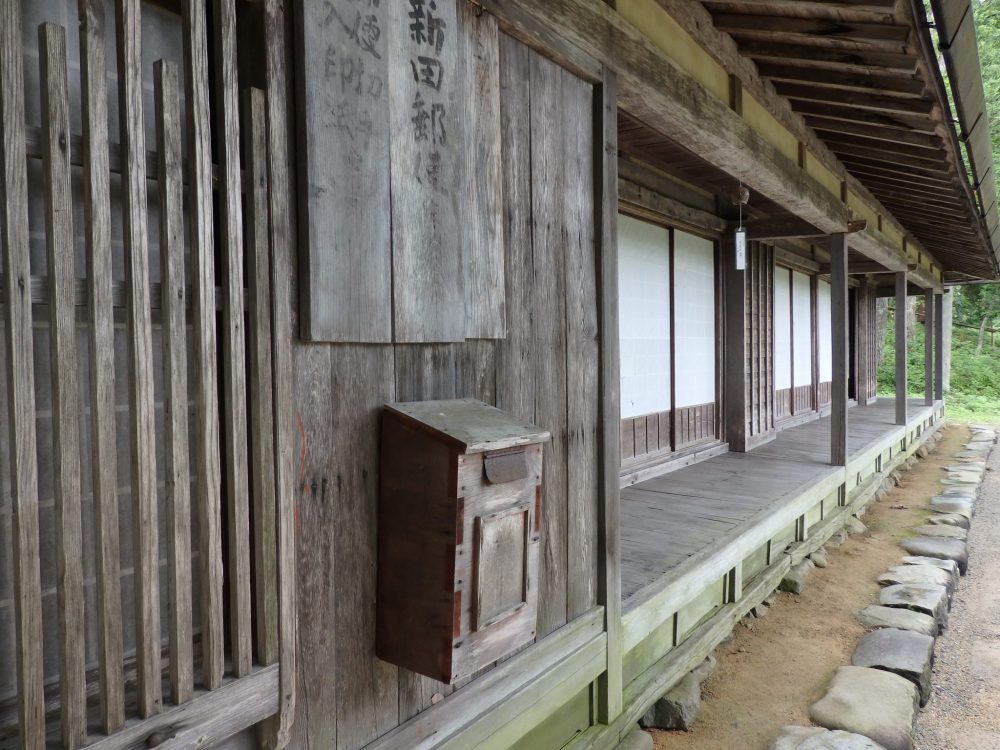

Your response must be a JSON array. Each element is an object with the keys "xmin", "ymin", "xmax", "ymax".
[{"xmin": 0, "ymin": 1, "xmax": 295, "ymax": 747}]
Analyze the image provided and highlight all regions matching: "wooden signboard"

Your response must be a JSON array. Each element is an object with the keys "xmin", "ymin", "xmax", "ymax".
[
  {"xmin": 297, "ymin": 0, "xmax": 392, "ymax": 342},
  {"xmin": 296, "ymin": 0, "xmax": 504, "ymax": 343}
]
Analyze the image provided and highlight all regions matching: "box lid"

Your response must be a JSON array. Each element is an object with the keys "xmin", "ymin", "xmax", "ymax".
[{"xmin": 385, "ymin": 399, "xmax": 550, "ymax": 454}]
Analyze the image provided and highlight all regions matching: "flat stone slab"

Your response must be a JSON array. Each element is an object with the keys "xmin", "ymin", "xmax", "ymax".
[
  {"xmin": 946, "ymin": 471, "xmax": 983, "ymax": 486},
  {"xmin": 940, "ymin": 478, "xmax": 980, "ymax": 487},
  {"xmin": 879, "ymin": 583, "xmax": 949, "ymax": 631},
  {"xmin": 943, "ymin": 464, "xmax": 985, "ymax": 475},
  {"xmin": 912, "ymin": 524, "xmax": 967, "ymax": 541},
  {"xmin": 851, "ymin": 628, "xmax": 935, "ymax": 706},
  {"xmin": 926, "ymin": 512, "xmax": 970, "ymax": 529},
  {"xmin": 899, "ymin": 536, "xmax": 969, "ymax": 575},
  {"xmin": 856, "ymin": 606, "xmax": 937, "ymax": 637},
  {"xmin": 809, "ymin": 666, "xmax": 918, "ymax": 750},
  {"xmin": 901, "ymin": 556, "xmax": 960, "ymax": 589},
  {"xmin": 878, "ymin": 565, "xmax": 954, "ymax": 594},
  {"xmin": 928, "ymin": 497, "xmax": 973, "ymax": 518},
  {"xmin": 958, "ymin": 450, "xmax": 990, "ymax": 459},
  {"xmin": 770, "ymin": 726, "xmax": 887, "ymax": 750}
]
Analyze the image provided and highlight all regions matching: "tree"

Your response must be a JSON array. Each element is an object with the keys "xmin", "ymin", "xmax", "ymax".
[{"xmin": 953, "ymin": 284, "xmax": 1000, "ymax": 353}]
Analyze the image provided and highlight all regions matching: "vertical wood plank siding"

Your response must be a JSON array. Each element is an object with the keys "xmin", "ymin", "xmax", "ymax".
[
  {"xmin": 212, "ymin": 0, "xmax": 252, "ymax": 680},
  {"xmin": 290, "ymin": 30, "xmax": 603, "ymax": 746},
  {"xmin": 39, "ymin": 24, "xmax": 87, "ymax": 746},
  {"xmin": 528, "ymin": 50, "xmax": 570, "ymax": 636},
  {"xmin": 182, "ymin": 0, "xmax": 225, "ymax": 692},
  {"xmin": 461, "ymin": 2, "xmax": 506, "ymax": 339},
  {"xmin": 0, "ymin": 3, "xmax": 46, "ymax": 744},
  {"xmin": 78, "ymin": 0, "xmax": 125, "ymax": 731},
  {"xmin": 154, "ymin": 59, "xmax": 194, "ymax": 707},
  {"xmin": 564, "ymin": 68, "xmax": 599, "ymax": 621},
  {"xmin": 114, "ymin": 0, "xmax": 162, "ymax": 718}
]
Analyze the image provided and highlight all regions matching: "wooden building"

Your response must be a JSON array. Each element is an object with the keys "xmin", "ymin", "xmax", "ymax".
[{"xmin": 0, "ymin": 0, "xmax": 996, "ymax": 748}]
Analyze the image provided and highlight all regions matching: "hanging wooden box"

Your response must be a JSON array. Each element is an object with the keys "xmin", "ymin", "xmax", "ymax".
[{"xmin": 376, "ymin": 399, "xmax": 550, "ymax": 683}]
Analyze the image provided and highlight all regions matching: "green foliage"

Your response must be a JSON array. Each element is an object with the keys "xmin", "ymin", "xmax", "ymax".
[
  {"xmin": 879, "ymin": 302, "xmax": 1000, "ymax": 423},
  {"xmin": 876, "ymin": 306, "xmax": 927, "ymax": 397},
  {"xmin": 953, "ymin": 283, "xmax": 1000, "ymax": 329}
]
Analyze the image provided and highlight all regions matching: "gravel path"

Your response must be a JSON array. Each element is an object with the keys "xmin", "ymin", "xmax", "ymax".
[{"xmin": 916, "ymin": 437, "xmax": 1000, "ymax": 750}]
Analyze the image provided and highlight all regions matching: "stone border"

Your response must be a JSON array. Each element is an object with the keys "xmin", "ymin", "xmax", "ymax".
[{"xmin": 767, "ymin": 426, "xmax": 996, "ymax": 750}]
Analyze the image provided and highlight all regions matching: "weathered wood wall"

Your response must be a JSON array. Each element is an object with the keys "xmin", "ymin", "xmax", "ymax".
[{"xmin": 289, "ymin": 27, "xmax": 602, "ymax": 749}]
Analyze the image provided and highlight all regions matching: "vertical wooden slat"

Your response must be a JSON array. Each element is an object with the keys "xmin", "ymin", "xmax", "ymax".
[
  {"xmin": 155, "ymin": 59, "xmax": 194, "ymax": 706},
  {"xmin": 461, "ymin": 3, "xmax": 505, "ymax": 339},
  {"xmin": 263, "ymin": 0, "xmax": 298, "ymax": 742},
  {"xmin": 0, "ymin": 3, "xmax": 44, "ymax": 744},
  {"xmin": 563, "ymin": 67, "xmax": 597, "ymax": 621},
  {"xmin": 895, "ymin": 271, "xmax": 907, "ymax": 425},
  {"xmin": 115, "ymin": 0, "xmax": 161, "ymax": 717},
  {"xmin": 78, "ymin": 0, "xmax": 125, "ymax": 731},
  {"xmin": 830, "ymin": 233, "xmax": 848, "ymax": 467},
  {"xmin": 595, "ymin": 66, "xmax": 623, "ymax": 724},
  {"xmin": 212, "ymin": 0, "xmax": 252, "ymax": 678},
  {"xmin": 182, "ymin": 0, "xmax": 225, "ymax": 691},
  {"xmin": 934, "ymin": 292, "xmax": 944, "ymax": 402},
  {"xmin": 924, "ymin": 289, "xmax": 934, "ymax": 406},
  {"xmin": 530, "ymin": 50, "xmax": 568, "ymax": 636},
  {"xmin": 245, "ymin": 87, "xmax": 278, "ymax": 666},
  {"xmin": 40, "ymin": 24, "xmax": 87, "ymax": 747}
]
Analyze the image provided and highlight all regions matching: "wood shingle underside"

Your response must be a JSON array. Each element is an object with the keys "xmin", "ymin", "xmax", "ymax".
[{"xmin": 700, "ymin": 0, "xmax": 995, "ymax": 280}]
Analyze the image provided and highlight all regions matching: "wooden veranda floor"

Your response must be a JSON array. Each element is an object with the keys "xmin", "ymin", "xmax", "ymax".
[{"xmin": 620, "ymin": 398, "xmax": 935, "ymax": 601}]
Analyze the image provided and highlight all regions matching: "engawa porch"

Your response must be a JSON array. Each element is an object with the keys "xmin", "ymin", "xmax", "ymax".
[{"xmin": 610, "ymin": 396, "xmax": 943, "ymax": 731}]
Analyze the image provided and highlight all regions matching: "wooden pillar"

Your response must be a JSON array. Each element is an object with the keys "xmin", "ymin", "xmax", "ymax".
[
  {"xmin": 934, "ymin": 292, "xmax": 945, "ymax": 402},
  {"xmin": 830, "ymin": 234, "xmax": 848, "ymax": 466},
  {"xmin": 895, "ymin": 272, "xmax": 907, "ymax": 425},
  {"xmin": 723, "ymin": 242, "xmax": 749, "ymax": 451},
  {"xmin": 594, "ymin": 67, "xmax": 622, "ymax": 723},
  {"xmin": 924, "ymin": 289, "xmax": 934, "ymax": 406}
]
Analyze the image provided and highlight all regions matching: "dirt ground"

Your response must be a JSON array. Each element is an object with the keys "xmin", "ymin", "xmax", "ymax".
[{"xmin": 648, "ymin": 423, "xmax": 971, "ymax": 750}]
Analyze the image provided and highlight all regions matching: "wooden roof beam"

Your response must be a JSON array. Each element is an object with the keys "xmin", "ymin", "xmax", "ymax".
[
  {"xmin": 740, "ymin": 40, "xmax": 918, "ymax": 74},
  {"xmin": 703, "ymin": 0, "xmax": 900, "ymax": 20},
  {"xmin": 805, "ymin": 116, "xmax": 942, "ymax": 149},
  {"xmin": 711, "ymin": 14, "xmax": 912, "ymax": 47},
  {"xmin": 789, "ymin": 99, "xmax": 937, "ymax": 132},
  {"xmin": 755, "ymin": 63, "xmax": 927, "ymax": 98},
  {"xmin": 739, "ymin": 217, "xmax": 868, "ymax": 241},
  {"xmin": 777, "ymin": 83, "xmax": 937, "ymax": 116}
]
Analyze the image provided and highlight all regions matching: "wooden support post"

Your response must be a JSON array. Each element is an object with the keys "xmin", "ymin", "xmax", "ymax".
[
  {"xmin": 935, "ymin": 293, "xmax": 945, "ymax": 402},
  {"xmin": 260, "ymin": 0, "xmax": 297, "ymax": 743},
  {"xmin": 182, "ymin": 0, "xmax": 225, "ymax": 692},
  {"xmin": 115, "ymin": 0, "xmax": 161, "ymax": 717},
  {"xmin": 78, "ymin": 0, "xmax": 125, "ymax": 731},
  {"xmin": 155, "ymin": 59, "xmax": 194, "ymax": 707},
  {"xmin": 924, "ymin": 289, "xmax": 934, "ymax": 406},
  {"xmin": 895, "ymin": 271, "xmax": 908, "ymax": 426},
  {"xmin": 723, "ymin": 241, "xmax": 749, "ymax": 451},
  {"xmin": 830, "ymin": 233, "xmax": 848, "ymax": 467},
  {"xmin": 595, "ymin": 65, "xmax": 623, "ymax": 725},
  {"xmin": 2, "ymin": 2, "xmax": 46, "ymax": 746},
  {"xmin": 40, "ymin": 24, "xmax": 87, "ymax": 747}
]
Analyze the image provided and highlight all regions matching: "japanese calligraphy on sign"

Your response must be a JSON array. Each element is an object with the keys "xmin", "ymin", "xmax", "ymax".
[{"xmin": 389, "ymin": 0, "xmax": 466, "ymax": 341}]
